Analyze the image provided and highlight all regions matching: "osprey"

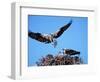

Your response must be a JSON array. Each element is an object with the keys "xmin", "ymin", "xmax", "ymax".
[
  {"xmin": 62, "ymin": 49, "xmax": 80, "ymax": 56},
  {"xmin": 28, "ymin": 20, "xmax": 72, "ymax": 47}
]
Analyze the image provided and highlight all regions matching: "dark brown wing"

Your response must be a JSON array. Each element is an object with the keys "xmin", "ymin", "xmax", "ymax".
[
  {"xmin": 28, "ymin": 31, "xmax": 51, "ymax": 43},
  {"xmin": 65, "ymin": 49, "xmax": 80, "ymax": 55},
  {"xmin": 52, "ymin": 20, "xmax": 72, "ymax": 38}
]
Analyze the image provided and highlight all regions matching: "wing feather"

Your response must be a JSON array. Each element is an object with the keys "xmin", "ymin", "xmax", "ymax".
[
  {"xmin": 28, "ymin": 31, "xmax": 51, "ymax": 43},
  {"xmin": 53, "ymin": 20, "xmax": 72, "ymax": 38}
]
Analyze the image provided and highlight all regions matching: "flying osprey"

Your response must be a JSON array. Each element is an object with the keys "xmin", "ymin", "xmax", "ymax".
[{"xmin": 28, "ymin": 20, "xmax": 72, "ymax": 47}]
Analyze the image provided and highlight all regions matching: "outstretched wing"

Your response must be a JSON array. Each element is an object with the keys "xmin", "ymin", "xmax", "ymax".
[
  {"xmin": 52, "ymin": 20, "xmax": 72, "ymax": 38},
  {"xmin": 28, "ymin": 31, "xmax": 51, "ymax": 43}
]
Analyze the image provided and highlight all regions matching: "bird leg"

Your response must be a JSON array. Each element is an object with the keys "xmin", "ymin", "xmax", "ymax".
[{"xmin": 52, "ymin": 39, "xmax": 57, "ymax": 48}]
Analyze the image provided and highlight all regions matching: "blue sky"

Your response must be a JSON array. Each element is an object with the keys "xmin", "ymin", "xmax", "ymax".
[{"xmin": 28, "ymin": 15, "xmax": 88, "ymax": 66}]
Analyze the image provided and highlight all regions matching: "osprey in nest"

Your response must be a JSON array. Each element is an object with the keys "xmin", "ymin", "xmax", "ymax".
[
  {"xmin": 62, "ymin": 49, "xmax": 80, "ymax": 56},
  {"xmin": 28, "ymin": 20, "xmax": 72, "ymax": 47}
]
